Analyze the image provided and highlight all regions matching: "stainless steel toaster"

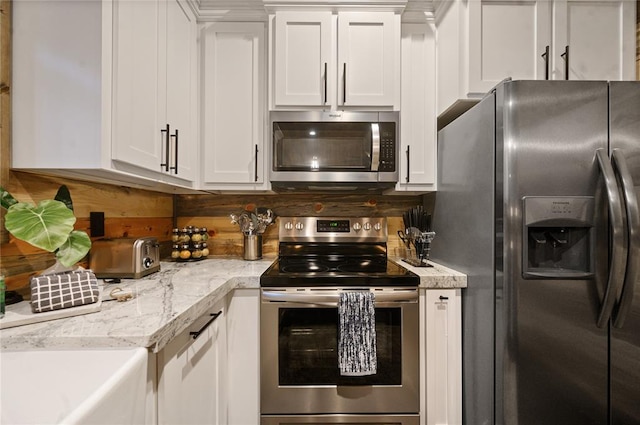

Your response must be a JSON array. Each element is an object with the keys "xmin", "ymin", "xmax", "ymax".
[{"xmin": 89, "ymin": 237, "xmax": 160, "ymax": 279}]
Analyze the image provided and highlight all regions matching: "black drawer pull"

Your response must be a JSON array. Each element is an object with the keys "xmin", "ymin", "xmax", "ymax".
[
  {"xmin": 439, "ymin": 295, "xmax": 449, "ymax": 301},
  {"xmin": 190, "ymin": 311, "xmax": 222, "ymax": 340}
]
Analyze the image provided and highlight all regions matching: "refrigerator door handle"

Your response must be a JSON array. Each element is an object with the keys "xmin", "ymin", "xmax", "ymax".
[
  {"xmin": 596, "ymin": 148, "xmax": 627, "ymax": 328},
  {"xmin": 611, "ymin": 149, "xmax": 639, "ymax": 328}
]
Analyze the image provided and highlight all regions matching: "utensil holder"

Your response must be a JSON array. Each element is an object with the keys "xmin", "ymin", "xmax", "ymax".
[{"xmin": 244, "ymin": 234, "xmax": 263, "ymax": 260}]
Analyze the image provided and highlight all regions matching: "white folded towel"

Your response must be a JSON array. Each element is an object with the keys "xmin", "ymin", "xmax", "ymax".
[{"xmin": 338, "ymin": 291, "xmax": 377, "ymax": 376}]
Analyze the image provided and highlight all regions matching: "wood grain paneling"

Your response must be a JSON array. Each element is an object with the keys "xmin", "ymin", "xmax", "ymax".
[
  {"xmin": 1, "ymin": 172, "xmax": 174, "ymax": 292},
  {"xmin": 176, "ymin": 194, "xmax": 425, "ymax": 257}
]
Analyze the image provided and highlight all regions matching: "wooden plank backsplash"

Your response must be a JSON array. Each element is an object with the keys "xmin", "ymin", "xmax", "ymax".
[
  {"xmin": 176, "ymin": 193, "xmax": 426, "ymax": 257},
  {"xmin": 1, "ymin": 172, "xmax": 174, "ymax": 293}
]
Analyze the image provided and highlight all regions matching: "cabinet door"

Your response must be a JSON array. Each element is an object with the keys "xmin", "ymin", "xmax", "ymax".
[
  {"xmin": 552, "ymin": 0, "xmax": 636, "ymax": 81},
  {"xmin": 164, "ymin": 0, "xmax": 197, "ymax": 181},
  {"xmin": 157, "ymin": 306, "xmax": 226, "ymax": 425},
  {"xmin": 338, "ymin": 12, "xmax": 398, "ymax": 107},
  {"xmin": 112, "ymin": 0, "xmax": 163, "ymax": 172},
  {"xmin": 468, "ymin": 0, "xmax": 551, "ymax": 95},
  {"xmin": 201, "ymin": 23, "xmax": 267, "ymax": 189},
  {"xmin": 273, "ymin": 11, "xmax": 333, "ymax": 107},
  {"xmin": 226, "ymin": 289, "xmax": 260, "ymax": 424},
  {"xmin": 426, "ymin": 289, "xmax": 462, "ymax": 425},
  {"xmin": 398, "ymin": 23, "xmax": 436, "ymax": 191}
]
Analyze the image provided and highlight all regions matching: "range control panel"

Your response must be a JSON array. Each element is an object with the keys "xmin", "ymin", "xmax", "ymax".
[{"xmin": 279, "ymin": 217, "xmax": 388, "ymax": 242}]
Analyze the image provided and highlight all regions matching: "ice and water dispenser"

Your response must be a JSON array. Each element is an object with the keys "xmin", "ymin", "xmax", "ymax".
[{"xmin": 523, "ymin": 196, "xmax": 595, "ymax": 279}]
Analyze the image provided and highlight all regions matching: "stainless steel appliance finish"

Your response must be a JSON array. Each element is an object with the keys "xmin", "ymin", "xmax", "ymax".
[
  {"xmin": 270, "ymin": 111, "xmax": 399, "ymax": 193},
  {"xmin": 89, "ymin": 237, "xmax": 160, "ymax": 279},
  {"xmin": 261, "ymin": 287, "xmax": 419, "ymax": 416},
  {"xmin": 260, "ymin": 216, "xmax": 420, "ymax": 425},
  {"xmin": 431, "ymin": 80, "xmax": 640, "ymax": 424},
  {"xmin": 261, "ymin": 414, "xmax": 419, "ymax": 425}
]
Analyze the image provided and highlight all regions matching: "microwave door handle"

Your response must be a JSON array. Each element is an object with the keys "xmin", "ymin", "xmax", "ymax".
[{"xmin": 371, "ymin": 123, "xmax": 380, "ymax": 171}]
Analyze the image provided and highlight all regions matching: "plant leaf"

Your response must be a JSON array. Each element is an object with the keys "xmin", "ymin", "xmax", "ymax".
[
  {"xmin": 56, "ymin": 230, "xmax": 92, "ymax": 266},
  {"xmin": 54, "ymin": 185, "xmax": 74, "ymax": 211},
  {"xmin": 5, "ymin": 200, "xmax": 76, "ymax": 252},
  {"xmin": 0, "ymin": 186, "xmax": 18, "ymax": 209}
]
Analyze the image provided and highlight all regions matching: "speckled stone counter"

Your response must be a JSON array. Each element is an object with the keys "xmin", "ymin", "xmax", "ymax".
[
  {"xmin": 392, "ymin": 258, "xmax": 468, "ymax": 289},
  {"xmin": 0, "ymin": 256, "xmax": 466, "ymax": 352}
]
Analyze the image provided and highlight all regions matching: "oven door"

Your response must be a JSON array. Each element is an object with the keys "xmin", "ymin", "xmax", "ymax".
[{"xmin": 260, "ymin": 287, "xmax": 419, "ymax": 416}]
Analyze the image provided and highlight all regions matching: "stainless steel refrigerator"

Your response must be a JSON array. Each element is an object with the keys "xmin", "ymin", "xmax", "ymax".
[{"xmin": 430, "ymin": 80, "xmax": 640, "ymax": 425}]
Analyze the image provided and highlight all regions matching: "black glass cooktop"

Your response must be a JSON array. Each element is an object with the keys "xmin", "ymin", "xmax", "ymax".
[{"xmin": 260, "ymin": 245, "xmax": 419, "ymax": 287}]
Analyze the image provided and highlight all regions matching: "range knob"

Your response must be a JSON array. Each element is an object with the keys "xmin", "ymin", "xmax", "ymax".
[
  {"xmin": 363, "ymin": 222, "xmax": 372, "ymax": 231},
  {"xmin": 352, "ymin": 222, "xmax": 362, "ymax": 231},
  {"xmin": 373, "ymin": 222, "xmax": 382, "ymax": 231},
  {"xmin": 295, "ymin": 222, "xmax": 304, "ymax": 231},
  {"xmin": 284, "ymin": 222, "xmax": 294, "ymax": 230}
]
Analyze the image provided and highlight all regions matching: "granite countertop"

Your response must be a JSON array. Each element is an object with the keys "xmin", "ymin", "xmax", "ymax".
[{"xmin": 0, "ymin": 256, "xmax": 466, "ymax": 352}]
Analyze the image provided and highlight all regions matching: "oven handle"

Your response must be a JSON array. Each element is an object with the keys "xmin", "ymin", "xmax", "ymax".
[{"xmin": 261, "ymin": 289, "xmax": 418, "ymax": 306}]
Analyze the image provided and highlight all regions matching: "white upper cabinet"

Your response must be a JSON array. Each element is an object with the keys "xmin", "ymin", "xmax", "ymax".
[
  {"xmin": 436, "ymin": 0, "xmax": 636, "ymax": 116},
  {"xmin": 273, "ymin": 11, "xmax": 334, "ymax": 107},
  {"xmin": 395, "ymin": 22, "xmax": 437, "ymax": 193},
  {"xmin": 12, "ymin": 0, "xmax": 198, "ymax": 193},
  {"xmin": 270, "ymin": 10, "xmax": 400, "ymax": 110},
  {"xmin": 112, "ymin": 0, "xmax": 197, "ymax": 182},
  {"xmin": 552, "ymin": 0, "xmax": 636, "ymax": 81},
  {"xmin": 337, "ymin": 12, "xmax": 399, "ymax": 107},
  {"xmin": 466, "ymin": 0, "xmax": 551, "ymax": 96},
  {"xmin": 200, "ymin": 22, "xmax": 268, "ymax": 190}
]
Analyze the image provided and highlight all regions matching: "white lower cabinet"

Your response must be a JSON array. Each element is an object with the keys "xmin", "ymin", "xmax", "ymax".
[
  {"xmin": 425, "ymin": 289, "xmax": 462, "ymax": 425},
  {"xmin": 157, "ymin": 301, "xmax": 227, "ymax": 425},
  {"xmin": 225, "ymin": 288, "xmax": 261, "ymax": 424}
]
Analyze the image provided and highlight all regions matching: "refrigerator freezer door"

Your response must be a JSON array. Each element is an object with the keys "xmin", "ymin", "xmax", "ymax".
[
  {"xmin": 609, "ymin": 81, "xmax": 640, "ymax": 425},
  {"xmin": 431, "ymin": 93, "xmax": 497, "ymax": 425}
]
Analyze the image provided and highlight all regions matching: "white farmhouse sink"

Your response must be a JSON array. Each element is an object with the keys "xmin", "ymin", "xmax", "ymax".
[{"xmin": 0, "ymin": 347, "xmax": 148, "ymax": 424}]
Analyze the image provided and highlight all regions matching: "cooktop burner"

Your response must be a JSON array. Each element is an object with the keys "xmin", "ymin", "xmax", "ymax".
[
  {"xmin": 260, "ymin": 216, "xmax": 420, "ymax": 287},
  {"xmin": 260, "ymin": 258, "xmax": 418, "ymax": 287}
]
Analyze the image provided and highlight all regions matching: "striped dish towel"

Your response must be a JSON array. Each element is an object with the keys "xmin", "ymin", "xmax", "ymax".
[
  {"xmin": 338, "ymin": 290, "xmax": 377, "ymax": 376},
  {"xmin": 30, "ymin": 270, "xmax": 100, "ymax": 313}
]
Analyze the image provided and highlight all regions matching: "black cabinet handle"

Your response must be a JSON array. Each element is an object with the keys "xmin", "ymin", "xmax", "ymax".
[
  {"xmin": 560, "ymin": 45, "xmax": 569, "ymax": 80},
  {"xmin": 160, "ymin": 124, "xmax": 170, "ymax": 172},
  {"xmin": 405, "ymin": 145, "xmax": 410, "ymax": 183},
  {"xmin": 190, "ymin": 311, "xmax": 222, "ymax": 340},
  {"xmin": 541, "ymin": 45, "xmax": 550, "ymax": 80},
  {"xmin": 170, "ymin": 129, "xmax": 179, "ymax": 174},
  {"xmin": 342, "ymin": 63, "xmax": 347, "ymax": 104},
  {"xmin": 254, "ymin": 144, "xmax": 259, "ymax": 182},
  {"xmin": 439, "ymin": 295, "xmax": 449, "ymax": 301},
  {"xmin": 323, "ymin": 62, "xmax": 328, "ymax": 104}
]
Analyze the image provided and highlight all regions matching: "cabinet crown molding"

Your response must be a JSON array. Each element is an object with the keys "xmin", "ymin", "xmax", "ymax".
[
  {"xmin": 192, "ymin": 0, "xmax": 430, "ymax": 20},
  {"xmin": 263, "ymin": 0, "xmax": 408, "ymax": 12}
]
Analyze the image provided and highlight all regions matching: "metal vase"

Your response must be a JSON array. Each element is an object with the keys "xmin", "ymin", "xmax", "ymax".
[{"xmin": 243, "ymin": 234, "xmax": 263, "ymax": 260}]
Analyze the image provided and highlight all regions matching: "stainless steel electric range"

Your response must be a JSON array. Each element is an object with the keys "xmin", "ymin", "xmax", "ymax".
[{"xmin": 260, "ymin": 216, "xmax": 420, "ymax": 425}]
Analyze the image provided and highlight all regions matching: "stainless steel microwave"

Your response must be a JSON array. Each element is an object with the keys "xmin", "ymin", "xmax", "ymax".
[{"xmin": 269, "ymin": 111, "xmax": 399, "ymax": 193}]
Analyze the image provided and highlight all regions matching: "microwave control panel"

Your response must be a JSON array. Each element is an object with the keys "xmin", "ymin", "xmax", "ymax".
[{"xmin": 379, "ymin": 122, "xmax": 396, "ymax": 172}]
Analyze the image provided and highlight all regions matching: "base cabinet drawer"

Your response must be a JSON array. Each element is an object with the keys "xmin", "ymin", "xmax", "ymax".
[{"xmin": 157, "ymin": 302, "xmax": 226, "ymax": 425}]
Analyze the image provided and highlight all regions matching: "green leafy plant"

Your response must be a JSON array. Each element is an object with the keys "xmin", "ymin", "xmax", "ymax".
[{"xmin": 1, "ymin": 185, "xmax": 91, "ymax": 267}]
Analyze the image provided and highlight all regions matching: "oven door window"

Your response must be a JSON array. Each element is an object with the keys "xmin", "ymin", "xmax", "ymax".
[
  {"xmin": 273, "ymin": 122, "xmax": 373, "ymax": 171},
  {"xmin": 278, "ymin": 307, "xmax": 401, "ymax": 386}
]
